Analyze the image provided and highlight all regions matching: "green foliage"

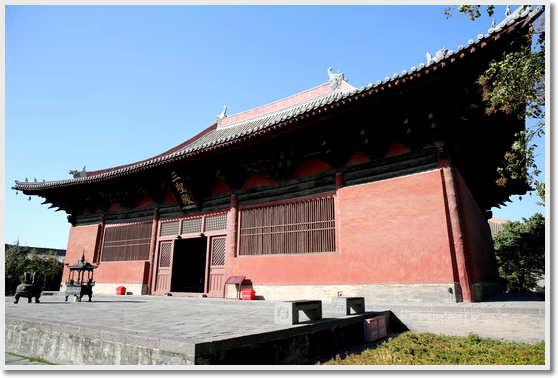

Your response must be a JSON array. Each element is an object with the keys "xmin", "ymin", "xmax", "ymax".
[
  {"xmin": 493, "ymin": 213, "xmax": 545, "ymax": 293},
  {"xmin": 446, "ymin": 6, "xmax": 545, "ymax": 204},
  {"xmin": 5, "ymin": 243, "xmax": 30, "ymax": 292},
  {"xmin": 5, "ymin": 242, "xmax": 64, "ymax": 294},
  {"xmin": 320, "ymin": 332, "xmax": 545, "ymax": 365},
  {"xmin": 444, "ymin": 5, "xmax": 495, "ymax": 20}
]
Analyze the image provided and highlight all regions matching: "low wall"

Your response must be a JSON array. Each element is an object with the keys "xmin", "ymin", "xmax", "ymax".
[
  {"xmin": 5, "ymin": 318, "xmax": 195, "ymax": 365},
  {"xmin": 247, "ymin": 283, "xmax": 462, "ymax": 303},
  {"xmin": 369, "ymin": 303, "xmax": 545, "ymax": 344},
  {"xmin": 90, "ymin": 283, "xmax": 148, "ymax": 295}
]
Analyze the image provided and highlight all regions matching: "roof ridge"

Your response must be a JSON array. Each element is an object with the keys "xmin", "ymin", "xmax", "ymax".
[
  {"xmin": 219, "ymin": 80, "xmax": 356, "ymax": 129},
  {"xmin": 220, "ymin": 83, "xmax": 354, "ymax": 130}
]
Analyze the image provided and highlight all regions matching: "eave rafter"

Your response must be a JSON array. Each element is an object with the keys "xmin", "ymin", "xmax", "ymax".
[{"xmin": 239, "ymin": 141, "xmax": 299, "ymax": 181}]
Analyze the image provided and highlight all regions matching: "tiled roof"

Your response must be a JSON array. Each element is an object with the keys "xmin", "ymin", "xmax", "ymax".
[
  {"xmin": 13, "ymin": 5, "xmax": 543, "ymax": 192},
  {"xmin": 176, "ymin": 82, "xmax": 355, "ymax": 153}
]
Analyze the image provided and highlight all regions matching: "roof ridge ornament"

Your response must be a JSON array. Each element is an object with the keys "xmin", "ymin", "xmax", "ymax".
[
  {"xmin": 426, "ymin": 51, "xmax": 433, "ymax": 65},
  {"xmin": 436, "ymin": 47, "xmax": 448, "ymax": 61},
  {"xmin": 216, "ymin": 105, "xmax": 227, "ymax": 127},
  {"xmin": 327, "ymin": 67, "xmax": 347, "ymax": 90},
  {"xmin": 426, "ymin": 47, "xmax": 448, "ymax": 66},
  {"xmin": 69, "ymin": 166, "xmax": 87, "ymax": 178}
]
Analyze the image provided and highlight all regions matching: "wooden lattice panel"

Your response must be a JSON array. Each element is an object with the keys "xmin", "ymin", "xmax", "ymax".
[
  {"xmin": 211, "ymin": 237, "xmax": 226, "ymax": 266},
  {"xmin": 158, "ymin": 242, "xmax": 172, "ymax": 268},
  {"xmin": 160, "ymin": 221, "xmax": 179, "ymax": 236},
  {"xmin": 181, "ymin": 217, "xmax": 202, "ymax": 235},
  {"xmin": 239, "ymin": 197, "xmax": 336, "ymax": 256},
  {"xmin": 205, "ymin": 214, "xmax": 227, "ymax": 232},
  {"xmin": 101, "ymin": 223, "xmax": 152, "ymax": 262}
]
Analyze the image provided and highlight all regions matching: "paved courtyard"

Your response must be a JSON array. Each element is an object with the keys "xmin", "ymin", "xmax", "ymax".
[
  {"xmin": 5, "ymin": 293, "xmax": 294, "ymax": 345},
  {"xmin": 4, "ymin": 292, "xmax": 545, "ymax": 365}
]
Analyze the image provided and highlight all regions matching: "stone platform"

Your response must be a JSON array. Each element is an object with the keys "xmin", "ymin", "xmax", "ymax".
[
  {"xmin": 4, "ymin": 293, "xmax": 545, "ymax": 366},
  {"xmin": 4, "ymin": 293, "xmax": 391, "ymax": 365}
]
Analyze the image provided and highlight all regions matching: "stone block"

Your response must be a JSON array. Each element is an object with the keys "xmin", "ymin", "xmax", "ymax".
[
  {"xmin": 274, "ymin": 300, "xmax": 322, "ymax": 325},
  {"xmin": 331, "ymin": 297, "xmax": 365, "ymax": 315}
]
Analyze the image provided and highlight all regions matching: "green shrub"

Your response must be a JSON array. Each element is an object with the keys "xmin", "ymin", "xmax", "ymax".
[{"xmin": 320, "ymin": 332, "xmax": 545, "ymax": 365}]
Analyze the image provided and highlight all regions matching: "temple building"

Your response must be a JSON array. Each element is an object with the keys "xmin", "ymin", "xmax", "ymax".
[{"xmin": 13, "ymin": 6, "xmax": 542, "ymax": 302}]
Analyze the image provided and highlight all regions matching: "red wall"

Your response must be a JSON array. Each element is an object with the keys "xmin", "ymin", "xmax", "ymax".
[
  {"xmin": 94, "ymin": 261, "xmax": 150, "ymax": 284},
  {"xmin": 66, "ymin": 165, "xmax": 494, "ymax": 295},
  {"xmin": 241, "ymin": 173, "xmax": 277, "ymax": 189},
  {"xmin": 227, "ymin": 169, "xmax": 456, "ymax": 285},
  {"xmin": 453, "ymin": 170, "xmax": 499, "ymax": 283},
  {"xmin": 64, "ymin": 224, "xmax": 101, "ymax": 280},
  {"xmin": 289, "ymin": 158, "xmax": 332, "ymax": 180},
  {"xmin": 65, "ymin": 224, "xmax": 150, "ymax": 285}
]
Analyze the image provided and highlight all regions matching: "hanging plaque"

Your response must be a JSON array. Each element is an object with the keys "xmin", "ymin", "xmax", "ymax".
[{"xmin": 168, "ymin": 171, "xmax": 197, "ymax": 212}]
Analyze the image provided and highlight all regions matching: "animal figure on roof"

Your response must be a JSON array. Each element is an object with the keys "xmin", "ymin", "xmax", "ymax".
[{"xmin": 327, "ymin": 67, "xmax": 347, "ymax": 90}]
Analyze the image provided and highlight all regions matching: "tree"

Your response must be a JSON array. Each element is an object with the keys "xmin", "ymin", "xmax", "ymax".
[
  {"xmin": 27, "ymin": 249, "xmax": 64, "ymax": 291},
  {"xmin": 493, "ymin": 213, "xmax": 545, "ymax": 293},
  {"xmin": 4, "ymin": 243, "xmax": 65, "ymax": 294},
  {"xmin": 5, "ymin": 243, "xmax": 30, "ymax": 294},
  {"xmin": 446, "ymin": 5, "xmax": 545, "ymax": 204}
]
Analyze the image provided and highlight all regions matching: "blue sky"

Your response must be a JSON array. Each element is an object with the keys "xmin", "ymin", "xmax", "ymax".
[{"xmin": 5, "ymin": 4, "xmax": 546, "ymax": 249}]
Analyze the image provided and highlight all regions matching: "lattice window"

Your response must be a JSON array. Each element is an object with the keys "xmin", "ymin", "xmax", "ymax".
[
  {"xmin": 160, "ymin": 221, "xmax": 179, "ymax": 237},
  {"xmin": 205, "ymin": 214, "xmax": 227, "ymax": 232},
  {"xmin": 181, "ymin": 217, "xmax": 202, "ymax": 235},
  {"xmin": 211, "ymin": 237, "xmax": 226, "ymax": 266},
  {"xmin": 158, "ymin": 242, "xmax": 172, "ymax": 268},
  {"xmin": 238, "ymin": 197, "xmax": 336, "ymax": 256},
  {"xmin": 101, "ymin": 223, "xmax": 152, "ymax": 262}
]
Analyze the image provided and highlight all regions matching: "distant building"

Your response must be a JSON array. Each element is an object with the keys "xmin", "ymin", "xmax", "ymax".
[
  {"xmin": 13, "ymin": 6, "xmax": 542, "ymax": 303},
  {"xmin": 4, "ymin": 244, "xmax": 66, "ymax": 263},
  {"xmin": 488, "ymin": 218, "xmax": 509, "ymax": 238}
]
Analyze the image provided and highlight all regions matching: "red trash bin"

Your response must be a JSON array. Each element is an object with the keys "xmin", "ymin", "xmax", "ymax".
[
  {"xmin": 241, "ymin": 288, "xmax": 256, "ymax": 300},
  {"xmin": 116, "ymin": 286, "xmax": 126, "ymax": 295}
]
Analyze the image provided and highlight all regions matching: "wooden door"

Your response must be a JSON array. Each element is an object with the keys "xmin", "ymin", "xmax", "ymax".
[
  {"xmin": 207, "ymin": 236, "xmax": 226, "ymax": 297},
  {"xmin": 154, "ymin": 241, "xmax": 173, "ymax": 293}
]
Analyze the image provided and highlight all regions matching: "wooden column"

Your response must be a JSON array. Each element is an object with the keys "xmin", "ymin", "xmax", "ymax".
[
  {"xmin": 146, "ymin": 208, "xmax": 160, "ymax": 295},
  {"xmin": 92, "ymin": 215, "xmax": 105, "ymax": 263},
  {"xmin": 335, "ymin": 172, "xmax": 345, "ymax": 189},
  {"xmin": 227, "ymin": 194, "xmax": 239, "ymax": 258}
]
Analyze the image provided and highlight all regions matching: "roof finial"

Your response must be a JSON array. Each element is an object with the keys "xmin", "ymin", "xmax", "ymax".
[
  {"xmin": 327, "ymin": 67, "xmax": 347, "ymax": 90},
  {"xmin": 426, "ymin": 51, "xmax": 433, "ymax": 64},
  {"xmin": 216, "ymin": 105, "xmax": 227, "ymax": 127},
  {"xmin": 435, "ymin": 47, "xmax": 448, "ymax": 61},
  {"xmin": 69, "ymin": 166, "xmax": 87, "ymax": 179}
]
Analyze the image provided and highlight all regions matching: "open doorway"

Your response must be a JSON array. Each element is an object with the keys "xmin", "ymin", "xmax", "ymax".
[{"xmin": 171, "ymin": 237, "xmax": 208, "ymax": 293}]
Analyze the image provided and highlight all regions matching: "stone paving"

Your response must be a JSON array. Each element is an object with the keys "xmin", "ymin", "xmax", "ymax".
[
  {"xmin": 5, "ymin": 292, "xmax": 545, "ymax": 343},
  {"xmin": 4, "ymin": 292, "xmax": 546, "ymax": 365},
  {"xmin": 5, "ymin": 293, "xmax": 294, "ymax": 345},
  {"xmin": 6, "ymin": 293, "xmax": 376, "ymax": 365}
]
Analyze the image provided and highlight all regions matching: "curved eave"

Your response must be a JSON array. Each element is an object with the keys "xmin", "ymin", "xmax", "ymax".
[{"xmin": 13, "ymin": 5, "xmax": 543, "ymax": 194}]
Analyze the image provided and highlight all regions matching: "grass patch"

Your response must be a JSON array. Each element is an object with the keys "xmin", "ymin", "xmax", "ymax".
[
  {"xmin": 7, "ymin": 352, "xmax": 60, "ymax": 365},
  {"xmin": 319, "ymin": 332, "xmax": 545, "ymax": 365}
]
